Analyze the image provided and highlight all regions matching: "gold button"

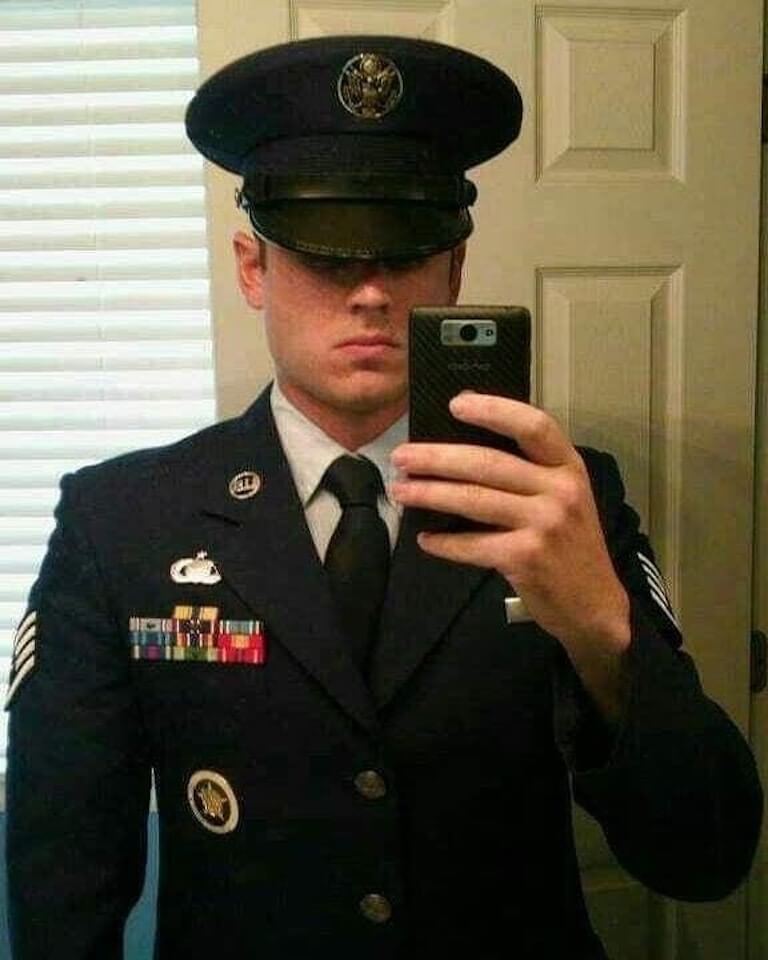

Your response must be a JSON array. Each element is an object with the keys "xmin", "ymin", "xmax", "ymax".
[
  {"xmin": 354, "ymin": 770, "xmax": 387, "ymax": 800},
  {"xmin": 359, "ymin": 893, "xmax": 392, "ymax": 924}
]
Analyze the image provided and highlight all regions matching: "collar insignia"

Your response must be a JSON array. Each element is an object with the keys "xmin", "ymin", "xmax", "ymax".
[{"xmin": 229, "ymin": 470, "xmax": 262, "ymax": 500}]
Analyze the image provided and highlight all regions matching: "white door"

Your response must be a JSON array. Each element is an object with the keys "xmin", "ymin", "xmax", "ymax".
[{"xmin": 197, "ymin": 2, "xmax": 764, "ymax": 957}]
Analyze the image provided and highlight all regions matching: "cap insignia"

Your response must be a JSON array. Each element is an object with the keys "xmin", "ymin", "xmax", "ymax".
[{"xmin": 337, "ymin": 52, "xmax": 403, "ymax": 120}]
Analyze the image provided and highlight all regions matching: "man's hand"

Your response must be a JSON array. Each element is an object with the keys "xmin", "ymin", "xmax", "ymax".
[{"xmin": 390, "ymin": 392, "xmax": 631, "ymax": 722}]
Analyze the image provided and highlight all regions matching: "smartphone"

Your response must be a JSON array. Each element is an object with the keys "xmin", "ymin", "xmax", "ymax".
[{"xmin": 408, "ymin": 305, "xmax": 531, "ymax": 455}]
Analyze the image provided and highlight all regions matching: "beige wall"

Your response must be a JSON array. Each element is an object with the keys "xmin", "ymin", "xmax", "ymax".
[{"xmin": 197, "ymin": 2, "xmax": 290, "ymax": 419}]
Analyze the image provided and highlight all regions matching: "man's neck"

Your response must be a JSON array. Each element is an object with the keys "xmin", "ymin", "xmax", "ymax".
[{"xmin": 277, "ymin": 382, "xmax": 406, "ymax": 451}]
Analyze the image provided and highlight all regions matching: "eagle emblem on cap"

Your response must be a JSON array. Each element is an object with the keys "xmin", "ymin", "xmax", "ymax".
[{"xmin": 337, "ymin": 52, "xmax": 403, "ymax": 119}]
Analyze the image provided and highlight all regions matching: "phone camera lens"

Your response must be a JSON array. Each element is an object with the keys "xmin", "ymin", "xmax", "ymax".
[{"xmin": 459, "ymin": 323, "xmax": 478, "ymax": 343}]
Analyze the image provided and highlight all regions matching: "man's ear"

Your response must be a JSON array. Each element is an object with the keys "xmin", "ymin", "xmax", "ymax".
[
  {"xmin": 233, "ymin": 230, "xmax": 266, "ymax": 309},
  {"xmin": 449, "ymin": 241, "xmax": 466, "ymax": 303}
]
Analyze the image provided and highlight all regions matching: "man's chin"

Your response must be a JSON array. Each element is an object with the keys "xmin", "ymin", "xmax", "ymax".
[
  {"xmin": 339, "ymin": 391, "xmax": 405, "ymax": 417},
  {"xmin": 329, "ymin": 377, "xmax": 407, "ymax": 417}
]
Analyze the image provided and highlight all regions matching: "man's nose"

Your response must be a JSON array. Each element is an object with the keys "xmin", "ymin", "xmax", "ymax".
[{"xmin": 347, "ymin": 263, "xmax": 393, "ymax": 310}]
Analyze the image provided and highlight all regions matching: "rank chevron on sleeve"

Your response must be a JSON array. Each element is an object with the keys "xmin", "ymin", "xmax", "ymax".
[
  {"xmin": 5, "ymin": 609, "xmax": 37, "ymax": 710},
  {"xmin": 636, "ymin": 552, "xmax": 681, "ymax": 631}
]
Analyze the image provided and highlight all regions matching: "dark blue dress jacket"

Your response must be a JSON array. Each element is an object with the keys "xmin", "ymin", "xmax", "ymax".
[{"xmin": 5, "ymin": 388, "xmax": 763, "ymax": 958}]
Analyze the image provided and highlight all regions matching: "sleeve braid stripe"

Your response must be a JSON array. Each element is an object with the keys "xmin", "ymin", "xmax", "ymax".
[
  {"xmin": 637, "ymin": 551, "xmax": 681, "ymax": 630},
  {"xmin": 5, "ymin": 655, "xmax": 36, "ymax": 710}
]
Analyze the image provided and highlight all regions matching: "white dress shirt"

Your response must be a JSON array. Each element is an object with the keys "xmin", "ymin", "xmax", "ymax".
[{"xmin": 270, "ymin": 381, "xmax": 406, "ymax": 562}]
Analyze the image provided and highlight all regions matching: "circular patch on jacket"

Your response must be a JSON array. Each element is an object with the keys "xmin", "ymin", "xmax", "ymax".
[
  {"xmin": 337, "ymin": 52, "xmax": 403, "ymax": 119},
  {"xmin": 187, "ymin": 770, "xmax": 239, "ymax": 834}
]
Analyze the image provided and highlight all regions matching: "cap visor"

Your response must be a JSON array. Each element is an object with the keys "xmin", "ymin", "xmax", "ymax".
[{"xmin": 247, "ymin": 201, "xmax": 472, "ymax": 260}]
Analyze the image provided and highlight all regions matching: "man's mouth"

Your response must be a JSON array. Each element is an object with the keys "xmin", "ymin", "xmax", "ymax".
[
  {"xmin": 338, "ymin": 335, "xmax": 400, "ymax": 348},
  {"xmin": 336, "ymin": 335, "xmax": 401, "ymax": 358}
]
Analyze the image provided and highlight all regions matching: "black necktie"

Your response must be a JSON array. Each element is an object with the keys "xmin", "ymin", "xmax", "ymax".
[{"xmin": 322, "ymin": 455, "xmax": 391, "ymax": 671}]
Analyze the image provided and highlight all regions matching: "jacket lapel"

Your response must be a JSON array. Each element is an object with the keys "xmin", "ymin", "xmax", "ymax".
[
  {"xmin": 195, "ymin": 391, "xmax": 378, "ymax": 734},
  {"xmin": 370, "ymin": 509, "xmax": 491, "ymax": 710}
]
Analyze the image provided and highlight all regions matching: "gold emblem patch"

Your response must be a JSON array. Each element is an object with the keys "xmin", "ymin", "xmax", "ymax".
[
  {"xmin": 337, "ymin": 52, "xmax": 403, "ymax": 119},
  {"xmin": 187, "ymin": 770, "xmax": 240, "ymax": 834}
]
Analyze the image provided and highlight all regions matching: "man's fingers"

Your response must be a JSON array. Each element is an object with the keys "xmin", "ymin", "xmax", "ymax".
[
  {"xmin": 448, "ymin": 393, "xmax": 575, "ymax": 468},
  {"xmin": 391, "ymin": 477, "xmax": 530, "ymax": 527},
  {"xmin": 391, "ymin": 442, "xmax": 541, "ymax": 494},
  {"xmin": 414, "ymin": 527, "xmax": 524, "ymax": 576}
]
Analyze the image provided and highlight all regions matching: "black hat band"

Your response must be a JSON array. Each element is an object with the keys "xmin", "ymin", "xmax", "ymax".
[{"xmin": 237, "ymin": 173, "xmax": 478, "ymax": 209}]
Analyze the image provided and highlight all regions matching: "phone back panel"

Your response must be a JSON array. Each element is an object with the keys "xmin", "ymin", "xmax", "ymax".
[{"xmin": 409, "ymin": 306, "xmax": 531, "ymax": 453}]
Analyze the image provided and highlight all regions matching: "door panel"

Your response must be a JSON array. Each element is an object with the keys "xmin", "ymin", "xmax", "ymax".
[{"xmin": 198, "ymin": 2, "xmax": 764, "ymax": 956}]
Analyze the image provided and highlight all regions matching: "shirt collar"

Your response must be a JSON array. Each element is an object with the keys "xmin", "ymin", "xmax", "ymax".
[{"xmin": 270, "ymin": 381, "xmax": 407, "ymax": 507}]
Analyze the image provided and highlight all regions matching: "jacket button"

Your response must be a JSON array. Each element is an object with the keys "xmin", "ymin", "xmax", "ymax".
[
  {"xmin": 354, "ymin": 770, "xmax": 387, "ymax": 800},
  {"xmin": 359, "ymin": 893, "xmax": 392, "ymax": 924}
]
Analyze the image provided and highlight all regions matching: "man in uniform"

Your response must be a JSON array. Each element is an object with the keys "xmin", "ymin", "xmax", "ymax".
[{"xmin": 5, "ymin": 35, "xmax": 763, "ymax": 959}]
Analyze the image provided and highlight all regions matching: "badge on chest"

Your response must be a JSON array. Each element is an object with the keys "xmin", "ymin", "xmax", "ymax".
[{"xmin": 187, "ymin": 770, "xmax": 240, "ymax": 834}]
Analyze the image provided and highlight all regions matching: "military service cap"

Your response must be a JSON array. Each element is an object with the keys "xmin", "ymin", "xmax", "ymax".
[{"xmin": 186, "ymin": 35, "xmax": 523, "ymax": 259}]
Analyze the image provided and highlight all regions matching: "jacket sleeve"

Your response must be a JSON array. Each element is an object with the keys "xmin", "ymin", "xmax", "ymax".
[
  {"xmin": 5, "ymin": 472, "xmax": 151, "ymax": 959},
  {"xmin": 553, "ymin": 449, "xmax": 763, "ymax": 902}
]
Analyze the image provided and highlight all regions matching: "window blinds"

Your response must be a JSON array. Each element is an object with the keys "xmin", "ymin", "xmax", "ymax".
[{"xmin": 0, "ymin": 0, "xmax": 215, "ymax": 773}]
